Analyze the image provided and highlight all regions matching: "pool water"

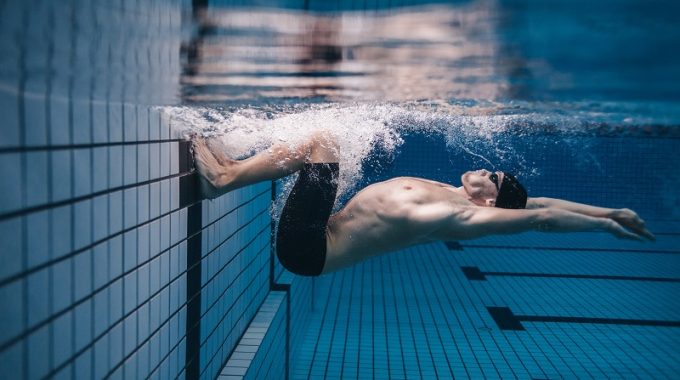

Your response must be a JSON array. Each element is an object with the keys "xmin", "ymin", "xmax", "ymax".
[
  {"xmin": 1, "ymin": 0, "xmax": 678, "ymax": 379},
  {"xmin": 182, "ymin": 1, "xmax": 680, "ymax": 378}
]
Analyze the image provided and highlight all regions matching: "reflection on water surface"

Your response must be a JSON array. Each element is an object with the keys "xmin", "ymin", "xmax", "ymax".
[{"xmin": 182, "ymin": 0, "xmax": 680, "ymax": 126}]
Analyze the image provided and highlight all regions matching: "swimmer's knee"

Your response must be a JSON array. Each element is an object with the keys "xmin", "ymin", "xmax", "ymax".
[{"xmin": 308, "ymin": 131, "xmax": 339, "ymax": 162}]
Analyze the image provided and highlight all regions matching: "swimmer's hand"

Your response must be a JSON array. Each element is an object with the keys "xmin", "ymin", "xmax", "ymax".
[{"xmin": 609, "ymin": 208, "xmax": 655, "ymax": 241}]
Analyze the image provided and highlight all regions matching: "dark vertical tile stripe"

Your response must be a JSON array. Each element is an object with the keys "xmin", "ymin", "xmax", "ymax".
[{"xmin": 184, "ymin": 202, "xmax": 202, "ymax": 380}]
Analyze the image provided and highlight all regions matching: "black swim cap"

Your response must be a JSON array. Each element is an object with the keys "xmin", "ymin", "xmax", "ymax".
[{"xmin": 495, "ymin": 173, "xmax": 527, "ymax": 209}]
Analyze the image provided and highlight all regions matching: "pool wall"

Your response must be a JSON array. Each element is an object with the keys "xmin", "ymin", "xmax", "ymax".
[{"xmin": 0, "ymin": 1, "xmax": 297, "ymax": 379}]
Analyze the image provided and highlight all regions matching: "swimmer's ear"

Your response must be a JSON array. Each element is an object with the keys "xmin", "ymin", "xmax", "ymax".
[{"xmin": 485, "ymin": 198, "xmax": 496, "ymax": 207}]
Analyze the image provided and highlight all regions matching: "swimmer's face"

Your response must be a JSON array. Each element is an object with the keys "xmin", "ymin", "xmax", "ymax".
[{"xmin": 461, "ymin": 169, "xmax": 504, "ymax": 207}]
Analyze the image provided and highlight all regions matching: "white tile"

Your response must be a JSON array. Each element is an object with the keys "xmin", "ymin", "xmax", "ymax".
[
  {"xmin": 137, "ymin": 302, "xmax": 149, "ymax": 343},
  {"xmin": 170, "ymin": 209, "xmax": 181, "ymax": 246},
  {"xmin": 136, "ymin": 341, "xmax": 149, "ymax": 378},
  {"xmin": 124, "ymin": 272, "xmax": 137, "ymax": 315},
  {"xmin": 137, "ymin": 144, "xmax": 149, "ymax": 182},
  {"xmin": 138, "ymin": 223, "xmax": 150, "ymax": 264},
  {"xmin": 138, "ymin": 263, "xmax": 150, "ymax": 306},
  {"xmin": 108, "ymin": 102, "xmax": 123, "ymax": 142},
  {"xmin": 26, "ymin": 210, "xmax": 49, "ymax": 267},
  {"xmin": 149, "ymin": 219, "xmax": 160, "ymax": 258},
  {"xmin": 0, "ymin": 153, "xmax": 22, "ymax": 213},
  {"xmin": 160, "ymin": 109, "xmax": 170, "ymax": 140},
  {"xmin": 74, "ymin": 249, "xmax": 92, "ymax": 301},
  {"xmin": 0, "ymin": 278, "xmax": 24, "ymax": 345},
  {"xmin": 122, "ymin": 309, "xmax": 138, "ymax": 356},
  {"xmin": 138, "ymin": 106, "xmax": 149, "ymax": 141},
  {"xmin": 179, "ymin": 208, "xmax": 187, "ymax": 239},
  {"xmin": 72, "ymin": 99, "xmax": 91, "ymax": 144},
  {"xmin": 92, "ymin": 242, "xmax": 108, "ymax": 290},
  {"xmin": 123, "ymin": 229, "xmax": 137, "ymax": 272},
  {"xmin": 124, "ymin": 103, "xmax": 137, "ymax": 141},
  {"xmin": 149, "ymin": 182, "xmax": 160, "ymax": 219},
  {"xmin": 159, "ymin": 263, "xmax": 170, "ymax": 306},
  {"xmin": 109, "ymin": 278, "xmax": 123, "ymax": 324},
  {"xmin": 73, "ymin": 148, "xmax": 92, "ymax": 197},
  {"xmin": 124, "ymin": 187, "xmax": 137, "ymax": 229},
  {"xmin": 149, "ymin": 143, "xmax": 160, "ymax": 180},
  {"xmin": 170, "ymin": 142, "xmax": 179, "ymax": 174},
  {"xmin": 0, "ymin": 340, "xmax": 23, "ymax": 380},
  {"xmin": 109, "ymin": 190, "xmax": 123, "ymax": 235},
  {"xmin": 50, "ymin": 205, "xmax": 72, "ymax": 259},
  {"xmin": 109, "ymin": 145, "xmax": 124, "ymax": 189},
  {"xmin": 0, "ymin": 89, "xmax": 20, "ymax": 147},
  {"xmin": 92, "ymin": 194, "xmax": 108, "ymax": 241},
  {"xmin": 160, "ymin": 179, "xmax": 170, "ymax": 216},
  {"xmin": 92, "ymin": 147, "xmax": 108, "ymax": 192},
  {"xmin": 123, "ymin": 145, "xmax": 137, "ymax": 185},
  {"xmin": 92, "ymin": 288, "xmax": 109, "ymax": 337},
  {"xmin": 93, "ymin": 333, "xmax": 109, "ymax": 379},
  {"xmin": 160, "ymin": 214, "xmax": 170, "ymax": 253},
  {"xmin": 52, "ymin": 310, "xmax": 73, "ymax": 367},
  {"xmin": 160, "ymin": 142, "xmax": 170, "ymax": 177},
  {"xmin": 150, "ymin": 256, "xmax": 160, "ymax": 296},
  {"xmin": 73, "ymin": 199, "xmax": 92, "ymax": 250},
  {"xmin": 123, "ymin": 351, "xmax": 138, "ymax": 380},
  {"xmin": 27, "ymin": 325, "xmax": 50, "ymax": 379},
  {"xmin": 109, "ymin": 235, "xmax": 123, "ymax": 280},
  {"xmin": 0, "ymin": 217, "xmax": 23, "ymax": 280},
  {"xmin": 149, "ymin": 107, "xmax": 160, "ymax": 140},
  {"xmin": 92, "ymin": 101, "xmax": 108, "ymax": 143},
  {"xmin": 27, "ymin": 268, "xmax": 49, "ymax": 328},
  {"xmin": 23, "ymin": 91, "xmax": 48, "ymax": 146},
  {"xmin": 73, "ymin": 348, "xmax": 92, "ymax": 380},
  {"xmin": 138, "ymin": 184, "xmax": 149, "ymax": 223},
  {"xmin": 50, "ymin": 96, "xmax": 70, "ymax": 145},
  {"xmin": 51, "ymin": 149, "xmax": 72, "ymax": 202},
  {"xmin": 51, "ymin": 258, "xmax": 73, "ymax": 313}
]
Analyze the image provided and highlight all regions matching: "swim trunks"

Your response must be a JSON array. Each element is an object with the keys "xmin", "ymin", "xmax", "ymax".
[{"xmin": 276, "ymin": 163, "xmax": 339, "ymax": 276}]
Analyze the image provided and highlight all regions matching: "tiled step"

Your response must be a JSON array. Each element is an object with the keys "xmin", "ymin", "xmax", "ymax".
[{"xmin": 219, "ymin": 291, "xmax": 287, "ymax": 380}]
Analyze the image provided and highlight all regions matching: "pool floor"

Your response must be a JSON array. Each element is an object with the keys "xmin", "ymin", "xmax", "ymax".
[{"xmin": 293, "ymin": 224, "xmax": 680, "ymax": 379}]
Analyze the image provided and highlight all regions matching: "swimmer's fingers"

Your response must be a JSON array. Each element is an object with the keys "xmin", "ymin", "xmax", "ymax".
[
  {"xmin": 611, "ymin": 209, "xmax": 655, "ymax": 241},
  {"xmin": 637, "ymin": 226, "xmax": 656, "ymax": 241},
  {"xmin": 606, "ymin": 220, "xmax": 644, "ymax": 242}
]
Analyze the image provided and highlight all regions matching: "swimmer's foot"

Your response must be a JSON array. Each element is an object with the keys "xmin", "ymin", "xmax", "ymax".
[
  {"xmin": 206, "ymin": 137, "xmax": 236, "ymax": 167},
  {"xmin": 192, "ymin": 137, "xmax": 236, "ymax": 200}
]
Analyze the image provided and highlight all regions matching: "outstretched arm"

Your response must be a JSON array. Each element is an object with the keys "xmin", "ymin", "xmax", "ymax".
[
  {"xmin": 526, "ymin": 197, "xmax": 654, "ymax": 240},
  {"xmin": 428, "ymin": 206, "xmax": 653, "ymax": 242}
]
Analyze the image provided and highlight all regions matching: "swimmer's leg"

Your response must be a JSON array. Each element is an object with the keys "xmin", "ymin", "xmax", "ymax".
[{"xmin": 193, "ymin": 132, "xmax": 338, "ymax": 199}]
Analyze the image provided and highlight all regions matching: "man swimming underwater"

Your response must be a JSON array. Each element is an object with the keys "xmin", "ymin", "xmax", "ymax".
[{"xmin": 192, "ymin": 133, "xmax": 655, "ymax": 277}]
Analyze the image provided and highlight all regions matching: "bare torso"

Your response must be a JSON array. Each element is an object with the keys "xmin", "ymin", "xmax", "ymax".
[{"xmin": 323, "ymin": 177, "xmax": 474, "ymax": 273}]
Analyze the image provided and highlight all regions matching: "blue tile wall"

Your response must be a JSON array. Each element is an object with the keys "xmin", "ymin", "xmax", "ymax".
[
  {"xmin": 197, "ymin": 183, "xmax": 272, "ymax": 380},
  {"xmin": 0, "ymin": 1, "xmax": 280, "ymax": 379},
  {"xmin": 0, "ymin": 1, "xmax": 191, "ymax": 378}
]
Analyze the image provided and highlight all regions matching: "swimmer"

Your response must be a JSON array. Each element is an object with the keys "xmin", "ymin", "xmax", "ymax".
[{"xmin": 192, "ymin": 133, "xmax": 655, "ymax": 276}]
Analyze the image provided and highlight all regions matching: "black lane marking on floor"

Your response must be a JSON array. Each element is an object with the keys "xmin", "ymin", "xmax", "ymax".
[
  {"xmin": 461, "ymin": 266, "xmax": 680, "ymax": 283},
  {"xmin": 487, "ymin": 306, "xmax": 680, "ymax": 331},
  {"xmin": 487, "ymin": 307, "xmax": 525, "ymax": 330},
  {"xmin": 460, "ymin": 266, "xmax": 486, "ymax": 280},
  {"xmin": 444, "ymin": 241, "xmax": 463, "ymax": 250},
  {"xmin": 457, "ymin": 243, "xmax": 680, "ymax": 254}
]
